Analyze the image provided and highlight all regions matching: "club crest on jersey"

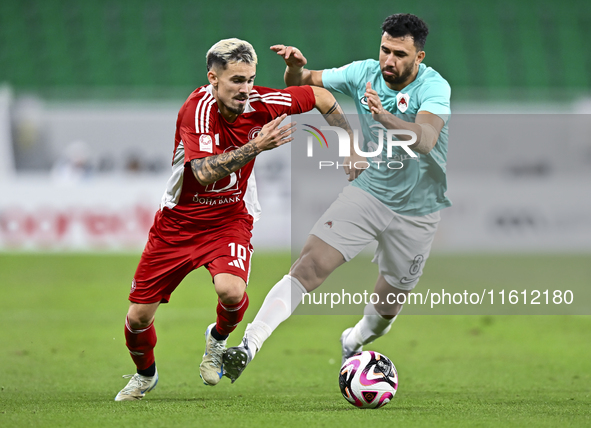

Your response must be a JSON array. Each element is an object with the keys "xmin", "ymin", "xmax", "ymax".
[
  {"xmin": 396, "ymin": 93, "xmax": 410, "ymax": 113},
  {"xmin": 199, "ymin": 134, "xmax": 213, "ymax": 153},
  {"xmin": 248, "ymin": 126, "xmax": 262, "ymax": 141},
  {"xmin": 324, "ymin": 221, "xmax": 333, "ymax": 229},
  {"xmin": 360, "ymin": 96, "xmax": 368, "ymax": 106}
]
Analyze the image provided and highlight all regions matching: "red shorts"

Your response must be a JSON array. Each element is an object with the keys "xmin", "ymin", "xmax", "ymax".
[{"xmin": 129, "ymin": 210, "xmax": 254, "ymax": 304}]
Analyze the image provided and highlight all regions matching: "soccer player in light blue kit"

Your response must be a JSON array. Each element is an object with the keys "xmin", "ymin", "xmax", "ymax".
[{"xmin": 224, "ymin": 13, "xmax": 451, "ymax": 381}]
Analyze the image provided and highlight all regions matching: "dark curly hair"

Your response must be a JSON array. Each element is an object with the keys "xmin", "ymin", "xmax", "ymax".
[{"xmin": 381, "ymin": 14, "xmax": 429, "ymax": 51}]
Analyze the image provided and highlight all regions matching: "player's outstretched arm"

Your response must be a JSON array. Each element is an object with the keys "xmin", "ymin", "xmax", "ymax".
[
  {"xmin": 191, "ymin": 114, "xmax": 295, "ymax": 186},
  {"xmin": 365, "ymin": 82, "xmax": 443, "ymax": 155},
  {"xmin": 310, "ymin": 86, "xmax": 365, "ymax": 181},
  {"xmin": 270, "ymin": 45, "xmax": 324, "ymax": 87}
]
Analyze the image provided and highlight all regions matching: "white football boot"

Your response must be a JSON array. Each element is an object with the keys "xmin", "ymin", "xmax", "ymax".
[
  {"xmin": 199, "ymin": 323, "xmax": 226, "ymax": 386},
  {"xmin": 114, "ymin": 368, "xmax": 159, "ymax": 401},
  {"xmin": 340, "ymin": 327, "xmax": 363, "ymax": 365}
]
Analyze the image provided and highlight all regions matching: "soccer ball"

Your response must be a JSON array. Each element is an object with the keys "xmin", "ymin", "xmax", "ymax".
[{"xmin": 339, "ymin": 351, "xmax": 398, "ymax": 409}]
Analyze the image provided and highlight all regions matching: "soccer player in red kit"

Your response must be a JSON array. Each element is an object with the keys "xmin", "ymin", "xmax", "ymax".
[{"xmin": 115, "ymin": 38, "xmax": 352, "ymax": 400}]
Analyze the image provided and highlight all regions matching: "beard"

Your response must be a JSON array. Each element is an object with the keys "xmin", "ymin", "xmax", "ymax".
[
  {"xmin": 222, "ymin": 97, "xmax": 248, "ymax": 115},
  {"xmin": 226, "ymin": 103, "xmax": 246, "ymax": 115},
  {"xmin": 381, "ymin": 63, "xmax": 414, "ymax": 85}
]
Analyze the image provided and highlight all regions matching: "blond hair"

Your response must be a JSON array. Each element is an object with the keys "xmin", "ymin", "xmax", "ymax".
[{"xmin": 206, "ymin": 38, "xmax": 258, "ymax": 71}]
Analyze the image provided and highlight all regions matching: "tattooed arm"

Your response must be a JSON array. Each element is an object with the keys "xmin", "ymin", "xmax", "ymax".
[
  {"xmin": 310, "ymin": 86, "xmax": 352, "ymax": 138},
  {"xmin": 191, "ymin": 142, "xmax": 259, "ymax": 186},
  {"xmin": 191, "ymin": 114, "xmax": 295, "ymax": 186}
]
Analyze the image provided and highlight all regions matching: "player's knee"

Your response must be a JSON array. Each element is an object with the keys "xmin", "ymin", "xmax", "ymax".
[
  {"xmin": 219, "ymin": 288, "xmax": 245, "ymax": 304},
  {"xmin": 126, "ymin": 301, "xmax": 159, "ymax": 329},
  {"xmin": 219, "ymin": 288, "xmax": 244, "ymax": 304},
  {"xmin": 290, "ymin": 253, "xmax": 323, "ymax": 289},
  {"xmin": 215, "ymin": 275, "xmax": 246, "ymax": 304},
  {"xmin": 291, "ymin": 236, "xmax": 344, "ymax": 290},
  {"xmin": 291, "ymin": 250, "xmax": 336, "ymax": 290},
  {"xmin": 127, "ymin": 309, "xmax": 154, "ymax": 329}
]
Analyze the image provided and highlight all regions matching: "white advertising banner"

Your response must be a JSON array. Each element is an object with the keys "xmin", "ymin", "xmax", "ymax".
[
  {"xmin": 0, "ymin": 176, "xmax": 163, "ymax": 251},
  {"xmin": 1, "ymin": 174, "xmax": 590, "ymax": 252},
  {"xmin": 0, "ymin": 173, "xmax": 290, "ymax": 252}
]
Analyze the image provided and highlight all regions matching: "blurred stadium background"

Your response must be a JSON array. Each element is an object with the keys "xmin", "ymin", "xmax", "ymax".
[{"xmin": 0, "ymin": 0, "xmax": 590, "ymax": 253}]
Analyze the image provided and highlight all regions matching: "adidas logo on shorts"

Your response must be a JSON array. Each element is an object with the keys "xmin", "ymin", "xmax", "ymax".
[{"xmin": 228, "ymin": 259, "xmax": 245, "ymax": 270}]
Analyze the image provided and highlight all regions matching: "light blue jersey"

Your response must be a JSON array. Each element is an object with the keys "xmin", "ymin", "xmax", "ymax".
[{"xmin": 322, "ymin": 60, "xmax": 451, "ymax": 216}]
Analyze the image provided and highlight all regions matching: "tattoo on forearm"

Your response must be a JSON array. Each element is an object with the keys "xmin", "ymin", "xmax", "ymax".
[
  {"xmin": 322, "ymin": 101, "xmax": 338, "ymax": 117},
  {"xmin": 191, "ymin": 142, "xmax": 259, "ymax": 185},
  {"xmin": 322, "ymin": 102, "xmax": 353, "ymax": 137},
  {"xmin": 325, "ymin": 113, "xmax": 350, "ymax": 131}
]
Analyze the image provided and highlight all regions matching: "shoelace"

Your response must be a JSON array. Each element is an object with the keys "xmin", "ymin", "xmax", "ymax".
[
  {"xmin": 120, "ymin": 374, "xmax": 148, "ymax": 393},
  {"xmin": 208, "ymin": 341, "xmax": 225, "ymax": 366}
]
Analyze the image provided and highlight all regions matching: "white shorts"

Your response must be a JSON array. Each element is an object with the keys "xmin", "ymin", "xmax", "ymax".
[{"xmin": 309, "ymin": 186, "xmax": 440, "ymax": 291}]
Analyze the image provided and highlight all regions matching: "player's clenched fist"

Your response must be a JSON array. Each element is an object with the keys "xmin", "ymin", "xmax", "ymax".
[
  {"xmin": 270, "ymin": 45, "xmax": 308, "ymax": 69},
  {"xmin": 252, "ymin": 114, "xmax": 296, "ymax": 152}
]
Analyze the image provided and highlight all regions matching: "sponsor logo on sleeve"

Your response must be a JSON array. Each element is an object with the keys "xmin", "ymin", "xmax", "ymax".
[{"xmin": 199, "ymin": 134, "xmax": 213, "ymax": 153}]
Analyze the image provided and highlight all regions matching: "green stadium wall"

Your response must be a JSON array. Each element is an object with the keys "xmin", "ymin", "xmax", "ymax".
[{"xmin": 1, "ymin": 0, "xmax": 590, "ymax": 100}]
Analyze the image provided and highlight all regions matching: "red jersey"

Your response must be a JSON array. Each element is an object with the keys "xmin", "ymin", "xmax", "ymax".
[{"xmin": 159, "ymin": 84, "xmax": 316, "ymax": 227}]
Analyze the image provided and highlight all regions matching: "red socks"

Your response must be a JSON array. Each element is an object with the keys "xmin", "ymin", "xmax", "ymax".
[
  {"xmin": 125, "ymin": 316, "xmax": 157, "ymax": 370},
  {"xmin": 123, "ymin": 293, "xmax": 248, "ymax": 370},
  {"xmin": 216, "ymin": 293, "xmax": 249, "ymax": 336}
]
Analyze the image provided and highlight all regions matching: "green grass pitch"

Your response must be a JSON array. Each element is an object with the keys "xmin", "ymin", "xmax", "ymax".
[{"xmin": 0, "ymin": 253, "xmax": 590, "ymax": 427}]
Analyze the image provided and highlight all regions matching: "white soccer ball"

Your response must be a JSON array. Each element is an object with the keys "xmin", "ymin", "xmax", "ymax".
[{"xmin": 339, "ymin": 351, "xmax": 398, "ymax": 409}]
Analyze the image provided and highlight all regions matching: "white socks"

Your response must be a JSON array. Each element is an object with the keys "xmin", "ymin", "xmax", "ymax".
[
  {"xmin": 245, "ymin": 275, "xmax": 307, "ymax": 353},
  {"xmin": 344, "ymin": 302, "xmax": 397, "ymax": 350},
  {"xmin": 244, "ymin": 278, "xmax": 396, "ymax": 356}
]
